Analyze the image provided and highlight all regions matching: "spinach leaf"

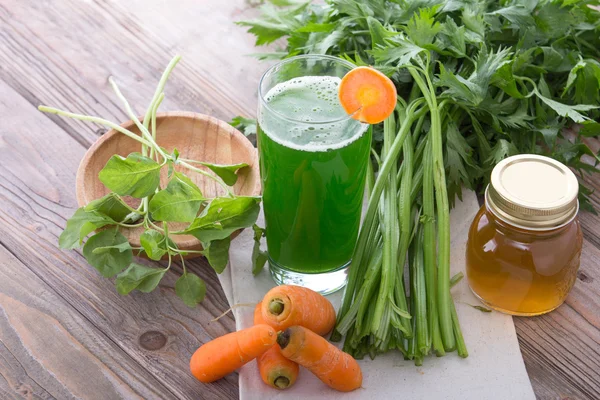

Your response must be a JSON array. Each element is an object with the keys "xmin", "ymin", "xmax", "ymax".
[
  {"xmin": 149, "ymin": 172, "xmax": 204, "ymax": 222},
  {"xmin": 82, "ymin": 228, "xmax": 132, "ymax": 277},
  {"xmin": 85, "ymin": 193, "xmax": 132, "ymax": 222},
  {"xmin": 99, "ymin": 152, "xmax": 161, "ymax": 198},
  {"xmin": 59, "ymin": 208, "xmax": 116, "ymax": 249},
  {"xmin": 197, "ymin": 162, "xmax": 249, "ymax": 186},
  {"xmin": 92, "ymin": 242, "xmax": 132, "ymax": 254},
  {"xmin": 251, "ymin": 224, "xmax": 268, "ymax": 276},
  {"xmin": 185, "ymin": 196, "xmax": 261, "ymax": 243},
  {"xmin": 115, "ymin": 263, "xmax": 166, "ymax": 295},
  {"xmin": 175, "ymin": 273, "xmax": 207, "ymax": 307},
  {"xmin": 202, "ymin": 237, "xmax": 231, "ymax": 274},
  {"xmin": 139, "ymin": 230, "xmax": 170, "ymax": 260}
]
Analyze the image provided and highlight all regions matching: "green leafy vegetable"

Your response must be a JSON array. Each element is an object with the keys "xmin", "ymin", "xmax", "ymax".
[
  {"xmin": 115, "ymin": 263, "xmax": 167, "ymax": 295},
  {"xmin": 139, "ymin": 230, "xmax": 170, "ymax": 261},
  {"xmin": 43, "ymin": 56, "xmax": 260, "ymax": 307},
  {"xmin": 240, "ymin": 0, "xmax": 600, "ymax": 212},
  {"xmin": 405, "ymin": 7, "xmax": 442, "ymax": 48},
  {"xmin": 149, "ymin": 172, "xmax": 205, "ymax": 222},
  {"xmin": 202, "ymin": 237, "xmax": 231, "ymax": 274},
  {"xmin": 252, "ymin": 224, "xmax": 268, "ymax": 276},
  {"xmin": 82, "ymin": 228, "xmax": 132, "ymax": 277},
  {"xmin": 239, "ymin": 0, "xmax": 600, "ymax": 364},
  {"xmin": 59, "ymin": 208, "xmax": 116, "ymax": 249},
  {"xmin": 195, "ymin": 162, "xmax": 248, "ymax": 186},
  {"xmin": 99, "ymin": 153, "xmax": 162, "ymax": 198},
  {"xmin": 91, "ymin": 241, "xmax": 132, "ymax": 254},
  {"xmin": 534, "ymin": 89, "xmax": 598, "ymax": 123},
  {"xmin": 85, "ymin": 193, "xmax": 132, "ymax": 222},
  {"xmin": 230, "ymin": 116, "xmax": 257, "ymax": 137},
  {"xmin": 185, "ymin": 196, "xmax": 261, "ymax": 242},
  {"xmin": 175, "ymin": 273, "xmax": 207, "ymax": 307}
]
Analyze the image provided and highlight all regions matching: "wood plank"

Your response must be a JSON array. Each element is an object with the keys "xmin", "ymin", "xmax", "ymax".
[
  {"xmin": 578, "ymin": 165, "xmax": 600, "ymax": 250},
  {"xmin": 0, "ymin": 0, "xmax": 266, "ymax": 147},
  {"xmin": 0, "ymin": 244, "xmax": 166, "ymax": 400},
  {"xmin": 0, "ymin": 79, "xmax": 237, "ymax": 399},
  {"xmin": 514, "ymin": 238, "xmax": 600, "ymax": 400}
]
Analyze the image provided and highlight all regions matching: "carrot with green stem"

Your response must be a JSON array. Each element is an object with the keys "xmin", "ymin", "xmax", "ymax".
[
  {"xmin": 190, "ymin": 324, "xmax": 276, "ymax": 383},
  {"xmin": 261, "ymin": 285, "xmax": 336, "ymax": 336},
  {"xmin": 254, "ymin": 303, "xmax": 299, "ymax": 390},
  {"xmin": 277, "ymin": 326, "xmax": 362, "ymax": 392}
]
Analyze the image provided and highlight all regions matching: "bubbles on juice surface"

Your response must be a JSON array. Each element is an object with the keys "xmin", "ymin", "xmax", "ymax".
[{"xmin": 260, "ymin": 76, "xmax": 367, "ymax": 152}]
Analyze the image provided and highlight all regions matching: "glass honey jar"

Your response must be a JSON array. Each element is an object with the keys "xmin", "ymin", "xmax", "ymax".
[{"xmin": 466, "ymin": 154, "xmax": 583, "ymax": 316}]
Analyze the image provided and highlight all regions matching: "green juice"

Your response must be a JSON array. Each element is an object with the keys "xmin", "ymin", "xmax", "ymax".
[{"xmin": 258, "ymin": 76, "xmax": 371, "ymax": 273}]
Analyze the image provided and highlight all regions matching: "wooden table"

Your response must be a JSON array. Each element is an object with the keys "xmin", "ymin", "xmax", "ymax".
[{"xmin": 0, "ymin": 1, "xmax": 598, "ymax": 399}]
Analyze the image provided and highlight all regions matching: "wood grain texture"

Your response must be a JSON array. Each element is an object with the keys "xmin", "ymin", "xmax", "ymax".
[
  {"xmin": 0, "ymin": 246, "xmax": 149, "ymax": 400},
  {"xmin": 0, "ymin": 0, "xmax": 266, "ymax": 147},
  {"xmin": 514, "ymin": 238, "xmax": 600, "ymax": 400},
  {"xmin": 0, "ymin": 0, "xmax": 599, "ymax": 399}
]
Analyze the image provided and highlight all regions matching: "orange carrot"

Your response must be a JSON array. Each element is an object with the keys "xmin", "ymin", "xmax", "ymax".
[
  {"xmin": 261, "ymin": 285, "xmax": 336, "ymax": 336},
  {"xmin": 338, "ymin": 66, "xmax": 397, "ymax": 124},
  {"xmin": 277, "ymin": 325, "xmax": 363, "ymax": 392},
  {"xmin": 254, "ymin": 303, "xmax": 300, "ymax": 389},
  {"xmin": 190, "ymin": 324, "xmax": 276, "ymax": 383}
]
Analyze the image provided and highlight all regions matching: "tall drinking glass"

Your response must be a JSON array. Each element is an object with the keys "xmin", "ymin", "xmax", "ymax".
[{"xmin": 257, "ymin": 55, "xmax": 371, "ymax": 294}]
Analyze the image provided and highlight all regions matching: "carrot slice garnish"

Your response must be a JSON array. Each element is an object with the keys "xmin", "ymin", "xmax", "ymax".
[{"xmin": 338, "ymin": 66, "xmax": 397, "ymax": 124}]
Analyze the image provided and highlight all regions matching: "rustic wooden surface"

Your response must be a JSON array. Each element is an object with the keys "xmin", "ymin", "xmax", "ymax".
[{"xmin": 0, "ymin": 1, "xmax": 598, "ymax": 399}]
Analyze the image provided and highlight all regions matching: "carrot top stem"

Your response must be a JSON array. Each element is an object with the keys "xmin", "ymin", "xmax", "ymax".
[
  {"xmin": 269, "ymin": 299, "xmax": 285, "ymax": 315},
  {"xmin": 277, "ymin": 330, "xmax": 290, "ymax": 349},
  {"xmin": 274, "ymin": 376, "xmax": 290, "ymax": 389}
]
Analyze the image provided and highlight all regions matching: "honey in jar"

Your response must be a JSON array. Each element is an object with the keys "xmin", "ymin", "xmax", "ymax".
[{"xmin": 466, "ymin": 154, "xmax": 582, "ymax": 316}]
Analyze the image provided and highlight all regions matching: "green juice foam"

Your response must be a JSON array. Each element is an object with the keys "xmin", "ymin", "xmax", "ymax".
[{"xmin": 259, "ymin": 76, "xmax": 368, "ymax": 152}]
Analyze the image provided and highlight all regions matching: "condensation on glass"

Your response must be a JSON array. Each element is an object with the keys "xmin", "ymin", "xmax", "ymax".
[{"xmin": 466, "ymin": 154, "xmax": 582, "ymax": 316}]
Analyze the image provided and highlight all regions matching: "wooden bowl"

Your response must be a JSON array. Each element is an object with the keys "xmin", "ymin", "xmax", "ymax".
[{"xmin": 76, "ymin": 112, "xmax": 261, "ymax": 258}]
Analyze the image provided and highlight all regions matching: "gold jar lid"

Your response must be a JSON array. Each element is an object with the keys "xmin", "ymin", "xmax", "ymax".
[{"xmin": 486, "ymin": 154, "xmax": 579, "ymax": 230}]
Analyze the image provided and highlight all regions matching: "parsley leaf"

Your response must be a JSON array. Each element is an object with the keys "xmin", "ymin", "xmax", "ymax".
[{"xmin": 230, "ymin": 116, "xmax": 257, "ymax": 137}]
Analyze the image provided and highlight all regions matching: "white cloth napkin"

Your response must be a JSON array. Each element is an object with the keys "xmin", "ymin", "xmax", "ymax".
[{"xmin": 219, "ymin": 190, "xmax": 536, "ymax": 400}]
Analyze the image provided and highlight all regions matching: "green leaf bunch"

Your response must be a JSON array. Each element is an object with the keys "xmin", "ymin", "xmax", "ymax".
[
  {"xmin": 40, "ymin": 56, "xmax": 260, "ymax": 307},
  {"xmin": 238, "ymin": 0, "xmax": 600, "ymax": 211},
  {"xmin": 237, "ymin": 0, "xmax": 600, "ymax": 363}
]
